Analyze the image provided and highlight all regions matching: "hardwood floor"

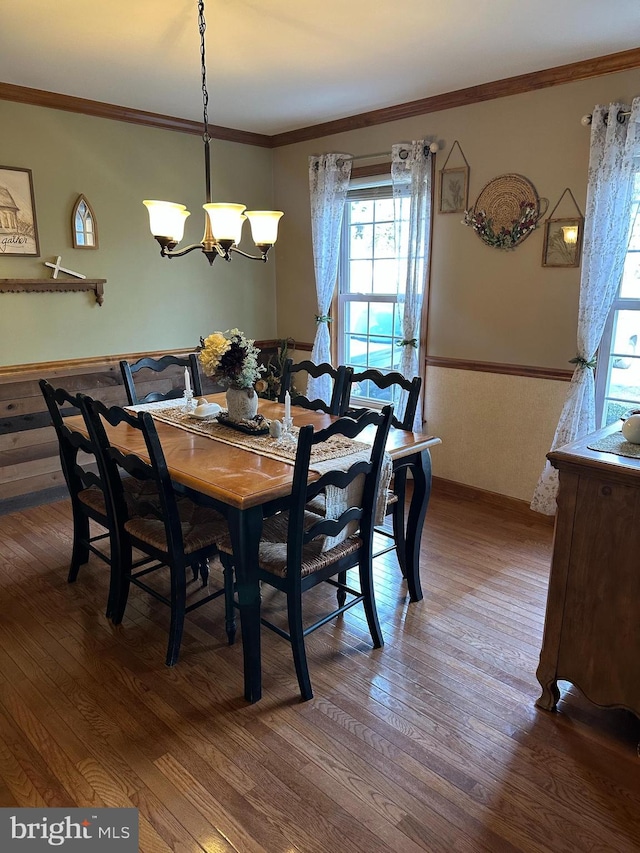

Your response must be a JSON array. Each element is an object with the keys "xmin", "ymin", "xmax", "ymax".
[{"xmin": 0, "ymin": 492, "xmax": 638, "ymax": 852}]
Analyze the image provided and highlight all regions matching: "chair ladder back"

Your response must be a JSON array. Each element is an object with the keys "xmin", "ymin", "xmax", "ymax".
[
  {"xmin": 348, "ymin": 369, "xmax": 421, "ymax": 430},
  {"xmin": 40, "ymin": 379, "xmax": 100, "ymax": 495},
  {"xmin": 120, "ymin": 353, "xmax": 202, "ymax": 405},
  {"xmin": 83, "ymin": 399, "xmax": 187, "ymax": 560},
  {"xmin": 286, "ymin": 407, "xmax": 393, "ymax": 574},
  {"xmin": 279, "ymin": 359, "xmax": 352, "ymax": 416}
]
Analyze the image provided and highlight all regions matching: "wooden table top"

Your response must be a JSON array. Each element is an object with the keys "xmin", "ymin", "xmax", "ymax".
[
  {"xmin": 548, "ymin": 420, "xmax": 640, "ymax": 483},
  {"xmin": 67, "ymin": 394, "xmax": 441, "ymax": 510}
]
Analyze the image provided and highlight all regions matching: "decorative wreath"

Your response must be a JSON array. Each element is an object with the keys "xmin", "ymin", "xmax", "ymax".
[
  {"xmin": 463, "ymin": 201, "xmax": 539, "ymax": 249},
  {"xmin": 463, "ymin": 174, "xmax": 547, "ymax": 250}
]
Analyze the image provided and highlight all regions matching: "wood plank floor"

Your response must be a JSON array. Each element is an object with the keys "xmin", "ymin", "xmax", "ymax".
[{"xmin": 0, "ymin": 493, "xmax": 639, "ymax": 852}]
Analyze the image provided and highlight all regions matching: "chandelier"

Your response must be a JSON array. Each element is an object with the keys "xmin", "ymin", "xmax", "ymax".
[{"xmin": 143, "ymin": 0, "xmax": 283, "ymax": 266}]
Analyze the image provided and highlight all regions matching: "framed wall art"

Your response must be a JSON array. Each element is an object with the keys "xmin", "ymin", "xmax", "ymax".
[
  {"xmin": 438, "ymin": 140, "xmax": 470, "ymax": 214},
  {"xmin": 541, "ymin": 217, "xmax": 583, "ymax": 267},
  {"xmin": 0, "ymin": 166, "xmax": 40, "ymax": 256},
  {"xmin": 541, "ymin": 188, "xmax": 584, "ymax": 268},
  {"xmin": 71, "ymin": 194, "xmax": 98, "ymax": 249}
]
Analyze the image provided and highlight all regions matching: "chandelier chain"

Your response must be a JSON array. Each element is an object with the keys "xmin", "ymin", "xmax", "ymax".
[{"xmin": 198, "ymin": 0, "xmax": 210, "ymax": 144}]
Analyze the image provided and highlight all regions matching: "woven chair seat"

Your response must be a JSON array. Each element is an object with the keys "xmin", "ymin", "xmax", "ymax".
[
  {"xmin": 217, "ymin": 509, "xmax": 361, "ymax": 579},
  {"xmin": 125, "ymin": 499, "xmax": 227, "ymax": 555},
  {"xmin": 78, "ymin": 485, "xmax": 107, "ymax": 516},
  {"xmin": 78, "ymin": 478, "xmax": 160, "ymax": 518}
]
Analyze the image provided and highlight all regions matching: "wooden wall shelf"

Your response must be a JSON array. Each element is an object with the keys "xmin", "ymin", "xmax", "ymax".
[{"xmin": 0, "ymin": 278, "xmax": 105, "ymax": 305}]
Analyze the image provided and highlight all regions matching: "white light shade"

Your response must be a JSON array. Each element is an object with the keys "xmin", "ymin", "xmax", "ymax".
[
  {"xmin": 562, "ymin": 225, "xmax": 579, "ymax": 245},
  {"xmin": 245, "ymin": 210, "xmax": 284, "ymax": 246},
  {"xmin": 232, "ymin": 214, "xmax": 247, "ymax": 245},
  {"xmin": 143, "ymin": 200, "xmax": 190, "ymax": 242},
  {"xmin": 203, "ymin": 203, "xmax": 246, "ymax": 241}
]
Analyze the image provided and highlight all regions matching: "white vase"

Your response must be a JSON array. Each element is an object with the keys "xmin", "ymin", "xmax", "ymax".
[
  {"xmin": 226, "ymin": 387, "xmax": 258, "ymax": 422},
  {"xmin": 622, "ymin": 414, "xmax": 640, "ymax": 444}
]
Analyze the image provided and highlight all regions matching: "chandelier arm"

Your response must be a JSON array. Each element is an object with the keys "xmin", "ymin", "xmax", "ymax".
[
  {"xmin": 229, "ymin": 245, "xmax": 269, "ymax": 262},
  {"xmin": 160, "ymin": 242, "xmax": 216, "ymax": 260}
]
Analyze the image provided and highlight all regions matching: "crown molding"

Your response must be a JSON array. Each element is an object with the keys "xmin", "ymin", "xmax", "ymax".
[
  {"xmin": 0, "ymin": 82, "xmax": 272, "ymax": 147},
  {"xmin": 269, "ymin": 47, "xmax": 640, "ymax": 147},
  {"xmin": 2, "ymin": 46, "xmax": 639, "ymax": 147}
]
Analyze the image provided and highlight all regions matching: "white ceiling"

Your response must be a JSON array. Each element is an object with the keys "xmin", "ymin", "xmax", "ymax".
[{"xmin": 2, "ymin": 0, "xmax": 640, "ymax": 136}]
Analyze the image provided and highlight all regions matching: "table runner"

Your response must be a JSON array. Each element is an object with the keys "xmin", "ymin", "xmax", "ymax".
[
  {"xmin": 129, "ymin": 401, "xmax": 370, "ymax": 465},
  {"xmin": 128, "ymin": 400, "xmax": 391, "ymax": 534}
]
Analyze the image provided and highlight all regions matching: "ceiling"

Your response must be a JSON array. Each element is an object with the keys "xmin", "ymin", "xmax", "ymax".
[{"xmin": 2, "ymin": 0, "xmax": 640, "ymax": 136}]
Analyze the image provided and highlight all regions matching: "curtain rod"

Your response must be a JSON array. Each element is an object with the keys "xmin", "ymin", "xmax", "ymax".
[
  {"xmin": 580, "ymin": 109, "xmax": 631, "ymax": 126},
  {"xmin": 335, "ymin": 142, "xmax": 438, "ymax": 168}
]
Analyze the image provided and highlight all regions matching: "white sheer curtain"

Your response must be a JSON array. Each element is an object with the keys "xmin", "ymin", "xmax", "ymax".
[
  {"xmin": 531, "ymin": 98, "xmax": 640, "ymax": 515},
  {"xmin": 307, "ymin": 153, "xmax": 352, "ymax": 404},
  {"xmin": 391, "ymin": 141, "xmax": 432, "ymax": 430}
]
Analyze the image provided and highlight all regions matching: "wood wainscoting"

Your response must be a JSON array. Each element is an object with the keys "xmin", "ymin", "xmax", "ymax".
[{"xmin": 0, "ymin": 343, "xmax": 284, "ymax": 513}]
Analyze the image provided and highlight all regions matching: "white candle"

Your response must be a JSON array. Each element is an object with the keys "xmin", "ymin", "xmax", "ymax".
[
  {"xmin": 284, "ymin": 390, "xmax": 291, "ymax": 420},
  {"xmin": 184, "ymin": 367, "xmax": 192, "ymax": 395}
]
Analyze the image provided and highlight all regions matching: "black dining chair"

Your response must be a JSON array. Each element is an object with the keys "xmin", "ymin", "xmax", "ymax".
[
  {"xmin": 279, "ymin": 359, "xmax": 351, "ymax": 416},
  {"xmin": 345, "ymin": 369, "xmax": 422, "ymax": 576},
  {"xmin": 120, "ymin": 354, "xmax": 203, "ymax": 406},
  {"xmin": 81, "ymin": 396, "xmax": 235, "ymax": 666},
  {"xmin": 40, "ymin": 379, "xmax": 157, "ymax": 617},
  {"xmin": 216, "ymin": 405, "xmax": 393, "ymax": 700}
]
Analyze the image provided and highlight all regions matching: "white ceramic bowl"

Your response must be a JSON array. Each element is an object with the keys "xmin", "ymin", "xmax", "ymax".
[
  {"xmin": 621, "ymin": 413, "xmax": 640, "ymax": 444},
  {"xmin": 191, "ymin": 402, "xmax": 221, "ymax": 419}
]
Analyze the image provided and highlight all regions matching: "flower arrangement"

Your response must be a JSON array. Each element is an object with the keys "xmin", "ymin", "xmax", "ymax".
[
  {"xmin": 198, "ymin": 329, "xmax": 264, "ymax": 390},
  {"xmin": 463, "ymin": 200, "xmax": 539, "ymax": 249}
]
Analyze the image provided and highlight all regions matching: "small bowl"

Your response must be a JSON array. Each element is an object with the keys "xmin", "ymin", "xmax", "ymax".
[{"xmin": 191, "ymin": 402, "xmax": 221, "ymax": 419}]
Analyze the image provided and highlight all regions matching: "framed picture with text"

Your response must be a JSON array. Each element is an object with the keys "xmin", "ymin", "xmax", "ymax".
[{"xmin": 0, "ymin": 166, "xmax": 40, "ymax": 256}]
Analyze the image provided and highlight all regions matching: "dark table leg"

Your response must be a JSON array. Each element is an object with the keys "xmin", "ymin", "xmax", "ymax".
[
  {"xmin": 227, "ymin": 505, "xmax": 263, "ymax": 703},
  {"xmin": 403, "ymin": 448, "xmax": 432, "ymax": 602}
]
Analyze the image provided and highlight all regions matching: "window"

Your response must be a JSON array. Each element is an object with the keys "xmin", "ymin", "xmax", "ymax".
[
  {"xmin": 596, "ymin": 172, "xmax": 640, "ymax": 425},
  {"xmin": 337, "ymin": 182, "xmax": 411, "ymax": 405}
]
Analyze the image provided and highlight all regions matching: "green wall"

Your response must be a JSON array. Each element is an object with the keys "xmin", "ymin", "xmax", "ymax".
[{"xmin": 0, "ymin": 100, "xmax": 277, "ymax": 366}]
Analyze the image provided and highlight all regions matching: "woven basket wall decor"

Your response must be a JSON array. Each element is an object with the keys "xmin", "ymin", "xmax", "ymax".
[{"xmin": 465, "ymin": 173, "xmax": 548, "ymax": 250}]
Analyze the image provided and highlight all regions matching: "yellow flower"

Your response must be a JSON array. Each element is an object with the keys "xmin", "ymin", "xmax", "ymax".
[{"xmin": 199, "ymin": 332, "xmax": 231, "ymax": 375}]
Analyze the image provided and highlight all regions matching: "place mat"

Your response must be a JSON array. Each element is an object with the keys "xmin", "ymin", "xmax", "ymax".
[
  {"xmin": 142, "ymin": 403, "xmax": 369, "ymax": 465},
  {"xmin": 587, "ymin": 432, "xmax": 640, "ymax": 459}
]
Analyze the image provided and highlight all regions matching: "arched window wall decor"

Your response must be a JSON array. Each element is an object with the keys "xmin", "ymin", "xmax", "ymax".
[{"xmin": 71, "ymin": 195, "xmax": 98, "ymax": 249}]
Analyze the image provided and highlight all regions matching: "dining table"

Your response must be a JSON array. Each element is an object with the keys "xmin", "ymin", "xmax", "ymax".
[{"xmin": 68, "ymin": 393, "xmax": 441, "ymax": 703}]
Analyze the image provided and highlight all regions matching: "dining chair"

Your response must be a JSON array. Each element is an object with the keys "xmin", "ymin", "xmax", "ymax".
[
  {"xmin": 40, "ymin": 379, "xmax": 155, "ymax": 617},
  {"xmin": 279, "ymin": 359, "xmax": 351, "ymax": 416},
  {"xmin": 81, "ymin": 396, "xmax": 235, "ymax": 666},
  {"xmin": 216, "ymin": 405, "xmax": 393, "ymax": 701},
  {"xmin": 345, "ymin": 369, "xmax": 422, "ymax": 577},
  {"xmin": 120, "ymin": 354, "xmax": 203, "ymax": 405}
]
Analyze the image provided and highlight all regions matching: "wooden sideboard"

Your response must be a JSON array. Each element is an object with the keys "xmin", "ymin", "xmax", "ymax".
[{"xmin": 536, "ymin": 422, "xmax": 640, "ymax": 720}]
